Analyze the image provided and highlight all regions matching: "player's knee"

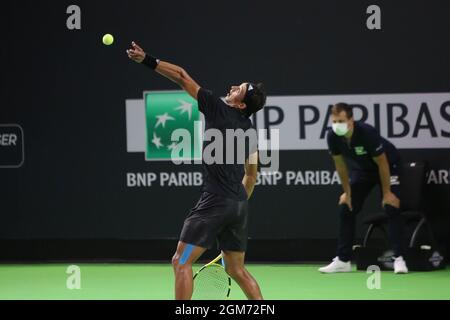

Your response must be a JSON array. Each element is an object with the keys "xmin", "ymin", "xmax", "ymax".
[
  {"xmin": 225, "ymin": 265, "xmax": 245, "ymax": 280},
  {"xmin": 171, "ymin": 253, "xmax": 180, "ymax": 268},
  {"xmin": 172, "ymin": 252, "xmax": 193, "ymax": 271}
]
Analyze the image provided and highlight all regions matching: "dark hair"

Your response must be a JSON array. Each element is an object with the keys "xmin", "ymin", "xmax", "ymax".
[
  {"xmin": 243, "ymin": 82, "xmax": 266, "ymax": 117},
  {"xmin": 331, "ymin": 103, "xmax": 353, "ymax": 119}
]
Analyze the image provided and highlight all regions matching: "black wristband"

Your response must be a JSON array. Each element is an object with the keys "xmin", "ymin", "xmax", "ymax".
[{"xmin": 142, "ymin": 53, "xmax": 159, "ymax": 70}]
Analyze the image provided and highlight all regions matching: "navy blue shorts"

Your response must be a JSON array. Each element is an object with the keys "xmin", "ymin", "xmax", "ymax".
[{"xmin": 179, "ymin": 192, "xmax": 249, "ymax": 252}]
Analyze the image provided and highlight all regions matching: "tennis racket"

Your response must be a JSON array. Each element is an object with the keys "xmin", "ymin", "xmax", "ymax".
[{"xmin": 192, "ymin": 254, "xmax": 231, "ymax": 300}]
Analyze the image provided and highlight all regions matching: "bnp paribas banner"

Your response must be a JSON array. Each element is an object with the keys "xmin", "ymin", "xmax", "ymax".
[
  {"xmin": 124, "ymin": 91, "xmax": 450, "ymax": 188},
  {"xmin": 126, "ymin": 91, "xmax": 450, "ymax": 158}
]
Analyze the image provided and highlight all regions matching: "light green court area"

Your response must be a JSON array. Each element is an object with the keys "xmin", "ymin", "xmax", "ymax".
[{"xmin": 0, "ymin": 264, "xmax": 449, "ymax": 300}]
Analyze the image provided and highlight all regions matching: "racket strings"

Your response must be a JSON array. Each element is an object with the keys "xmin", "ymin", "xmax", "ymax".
[{"xmin": 193, "ymin": 264, "xmax": 230, "ymax": 300}]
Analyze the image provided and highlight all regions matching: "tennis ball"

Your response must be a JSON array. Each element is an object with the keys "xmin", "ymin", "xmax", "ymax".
[{"xmin": 102, "ymin": 34, "xmax": 114, "ymax": 46}]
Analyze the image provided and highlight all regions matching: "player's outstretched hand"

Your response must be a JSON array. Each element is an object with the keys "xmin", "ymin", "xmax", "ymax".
[{"xmin": 126, "ymin": 41, "xmax": 146, "ymax": 63}]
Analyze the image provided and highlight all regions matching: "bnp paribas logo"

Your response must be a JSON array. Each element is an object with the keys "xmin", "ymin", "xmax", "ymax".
[
  {"xmin": 145, "ymin": 91, "xmax": 202, "ymax": 161},
  {"xmin": 125, "ymin": 91, "xmax": 203, "ymax": 162}
]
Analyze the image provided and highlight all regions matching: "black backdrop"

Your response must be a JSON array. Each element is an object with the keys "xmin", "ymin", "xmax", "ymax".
[{"xmin": 1, "ymin": 0, "xmax": 449, "ymax": 261}]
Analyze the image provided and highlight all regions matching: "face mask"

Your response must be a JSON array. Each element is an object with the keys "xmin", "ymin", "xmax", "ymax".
[{"xmin": 332, "ymin": 123, "xmax": 349, "ymax": 136}]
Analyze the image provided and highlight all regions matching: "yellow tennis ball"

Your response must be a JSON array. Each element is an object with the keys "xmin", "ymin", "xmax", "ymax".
[{"xmin": 102, "ymin": 34, "xmax": 114, "ymax": 46}]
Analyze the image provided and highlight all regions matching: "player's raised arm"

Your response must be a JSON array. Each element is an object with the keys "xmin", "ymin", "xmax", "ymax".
[
  {"xmin": 242, "ymin": 151, "xmax": 258, "ymax": 200},
  {"xmin": 127, "ymin": 41, "xmax": 201, "ymax": 99}
]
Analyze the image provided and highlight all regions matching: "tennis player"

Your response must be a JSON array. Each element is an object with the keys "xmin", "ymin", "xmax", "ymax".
[
  {"xmin": 319, "ymin": 103, "xmax": 408, "ymax": 274},
  {"xmin": 127, "ymin": 42, "xmax": 265, "ymax": 299}
]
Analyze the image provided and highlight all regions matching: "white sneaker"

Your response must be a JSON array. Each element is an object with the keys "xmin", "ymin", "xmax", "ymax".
[
  {"xmin": 394, "ymin": 256, "xmax": 408, "ymax": 274},
  {"xmin": 319, "ymin": 257, "xmax": 352, "ymax": 273}
]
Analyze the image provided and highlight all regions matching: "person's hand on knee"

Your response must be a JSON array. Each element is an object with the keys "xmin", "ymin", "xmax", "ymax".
[
  {"xmin": 382, "ymin": 191, "xmax": 400, "ymax": 209},
  {"xmin": 339, "ymin": 192, "xmax": 353, "ymax": 211}
]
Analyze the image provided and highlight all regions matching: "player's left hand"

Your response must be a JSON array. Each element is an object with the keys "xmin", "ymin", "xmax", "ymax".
[
  {"xmin": 382, "ymin": 191, "xmax": 400, "ymax": 208},
  {"xmin": 126, "ymin": 41, "xmax": 146, "ymax": 63}
]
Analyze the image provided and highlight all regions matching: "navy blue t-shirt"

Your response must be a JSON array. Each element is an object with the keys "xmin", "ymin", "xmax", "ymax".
[
  {"xmin": 197, "ymin": 88, "xmax": 256, "ymax": 201},
  {"xmin": 326, "ymin": 122, "xmax": 400, "ymax": 173}
]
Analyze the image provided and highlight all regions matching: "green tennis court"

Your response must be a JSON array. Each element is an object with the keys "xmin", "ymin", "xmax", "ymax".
[{"xmin": 1, "ymin": 264, "xmax": 449, "ymax": 300}]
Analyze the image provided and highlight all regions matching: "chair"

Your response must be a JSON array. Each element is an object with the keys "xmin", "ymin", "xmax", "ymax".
[{"xmin": 362, "ymin": 161, "xmax": 437, "ymax": 249}]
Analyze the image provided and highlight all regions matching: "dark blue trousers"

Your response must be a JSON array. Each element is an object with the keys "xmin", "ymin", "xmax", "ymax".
[{"xmin": 337, "ymin": 170, "xmax": 405, "ymax": 262}]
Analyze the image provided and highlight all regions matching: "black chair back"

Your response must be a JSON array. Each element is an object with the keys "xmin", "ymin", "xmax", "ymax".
[{"xmin": 399, "ymin": 161, "xmax": 427, "ymax": 211}]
